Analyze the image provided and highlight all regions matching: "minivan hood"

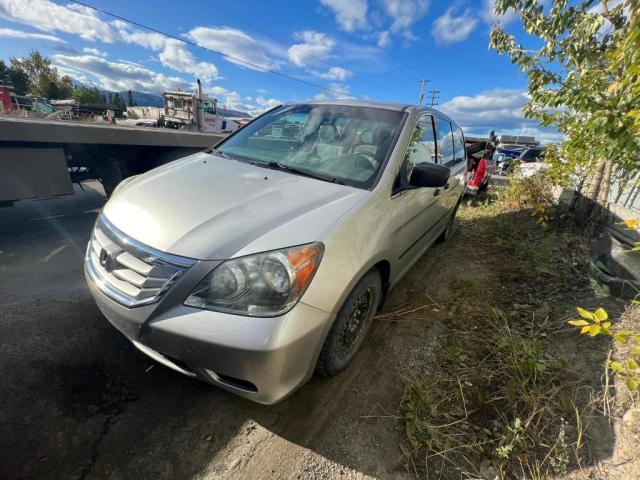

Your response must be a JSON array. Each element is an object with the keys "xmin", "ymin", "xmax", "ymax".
[{"xmin": 102, "ymin": 152, "xmax": 367, "ymax": 260}]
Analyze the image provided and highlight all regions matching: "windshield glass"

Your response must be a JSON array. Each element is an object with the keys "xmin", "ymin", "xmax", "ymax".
[{"xmin": 217, "ymin": 104, "xmax": 404, "ymax": 189}]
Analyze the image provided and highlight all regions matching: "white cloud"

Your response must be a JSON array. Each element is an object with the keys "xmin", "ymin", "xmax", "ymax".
[
  {"xmin": 380, "ymin": 0, "xmax": 430, "ymax": 32},
  {"xmin": 328, "ymin": 83, "xmax": 351, "ymax": 99},
  {"xmin": 158, "ymin": 39, "xmax": 218, "ymax": 82},
  {"xmin": 287, "ymin": 31, "xmax": 335, "ymax": 68},
  {"xmin": 207, "ymin": 85, "xmax": 281, "ymax": 116},
  {"xmin": 0, "ymin": 0, "xmax": 118, "ymax": 41},
  {"xmin": 0, "ymin": 0, "xmax": 219, "ymax": 81},
  {"xmin": 481, "ymin": 0, "xmax": 518, "ymax": 25},
  {"xmin": 320, "ymin": 0, "xmax": 368, "ymax": 32},
  {"xmin": 432, "ymin": 7, "xmax": 479, "ymax": 45},
  {"xmin": 0, "ymin": 26, "xmax": 65, "ymax": 42},
  {"xmin": 287, "ymin": 32, "xmax": 353, "ymax": 81},
  {"xmin": 377, "ymin": 30, "xmax": 391, "ymax": 48},
  {"xmin": 116, "ymin": 23, "xmax": 167, "ymax": 51},
  {"xmin": 255, "ymin": 96, "xmax": 281, "ymax": 109},
  {"xmin": 439, "ymin": 88, "xmax": 561, "ymax": 143},
  {"xmin": 318, "ymin": 66, "xmax": 352, "ymax": 81},
  {"xmin": 52, "ymin": 54, "xmax": 193, "ymax": 93},
  {"xmin": 83, "ymin": 47, "xmax": 107, "ymax": 57},
  {"xmin": 187, "ymin": 26, "xmax": 280, "ymax": 71}
]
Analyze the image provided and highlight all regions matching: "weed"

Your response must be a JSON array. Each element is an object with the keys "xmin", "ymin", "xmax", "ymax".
[{"xmin": 401, "ymin": 186, "xmax": 599, "ymax": 479}]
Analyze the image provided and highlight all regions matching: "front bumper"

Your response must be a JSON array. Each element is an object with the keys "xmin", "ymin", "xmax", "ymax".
[{"xmin": 85, "ymin": 267, "xmax": 335, "ymax": 404}]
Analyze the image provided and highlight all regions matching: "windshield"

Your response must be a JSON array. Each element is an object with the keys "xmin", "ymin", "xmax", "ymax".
[{"xmin": 217, "ymin": 104, "xmax": 404, "ymax": 189}]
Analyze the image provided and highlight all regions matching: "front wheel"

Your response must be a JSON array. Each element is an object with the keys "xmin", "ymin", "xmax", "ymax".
[{"xmin": 315, "ymin": 270, "xmax": 382, "ymax": 377}]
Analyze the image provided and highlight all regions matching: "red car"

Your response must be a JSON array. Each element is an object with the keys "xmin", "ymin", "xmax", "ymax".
[{"xmin": 465, "ymin": 138, "xmax": 496, "ymax": 194}]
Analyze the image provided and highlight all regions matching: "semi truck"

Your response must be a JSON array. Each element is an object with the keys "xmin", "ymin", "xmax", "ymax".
[{"xmin": 160, "ymin": 79, "xmax": 242, "ymax": 134}]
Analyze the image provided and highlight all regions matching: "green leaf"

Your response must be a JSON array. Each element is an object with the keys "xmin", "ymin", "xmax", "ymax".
[
  {"xmin": 589, "ymin": 324, "xmax": 602, "ymax": 337},
  {"xmin": 602, "ymin": 321, "xmax": 612, "ymax": 330},
  {"xmin": 627, "ymin": 377, "xmax": 638, "ymax": 391},
  {"xmin": 568, "ymin": 319, "xmax": 590, "ymax": 326},
  {"xmin": 577, "ymin": 307, "xmax": 594, "ymax": 320},
  {"xmin": 610, "ymin": 361, "xmax": 623, "ymax": 372},
  {"xmin": 581, "ymin": 325, "xmax": 592, "ymax": 335},
  {"xmin": 629, "ymin": 359, "xmax": 638, "ymax": 370},
  {"xmin": 594, "ymin": 308, "xmax": 608, "ymax": 322},
  {"xmin": 615, "ymin": 334, "xmax": 628, "ymax": 345}
]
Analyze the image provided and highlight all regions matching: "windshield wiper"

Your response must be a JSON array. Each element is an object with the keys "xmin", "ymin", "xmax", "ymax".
[
  {"xmin": 206, "ymin": 147, "xmax": 233, "ymax": 160},
  {"xmin": 262, "ymin": 161, "xmax": 344, "ymax": 185}
]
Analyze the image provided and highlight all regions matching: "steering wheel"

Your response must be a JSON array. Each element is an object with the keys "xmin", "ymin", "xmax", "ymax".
[{"xmin": 354, "ymin": 152, "xmax": 378, "ymax": 170}]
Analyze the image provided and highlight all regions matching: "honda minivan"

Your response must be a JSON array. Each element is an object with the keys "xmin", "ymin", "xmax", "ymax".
[{"xmin": 85, "ymin": 100, "xmax": 467, "ymax": 404}]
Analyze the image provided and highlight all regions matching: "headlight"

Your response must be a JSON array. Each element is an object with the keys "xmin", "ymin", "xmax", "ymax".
[{"xmin": 184, "ymin": 243, "xmax": 324, "ymax": 317}]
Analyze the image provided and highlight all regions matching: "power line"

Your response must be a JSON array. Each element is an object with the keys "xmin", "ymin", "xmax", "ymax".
[{"xmin": 68, "ymin": 0, "xmax": 357, "ymax": 99}]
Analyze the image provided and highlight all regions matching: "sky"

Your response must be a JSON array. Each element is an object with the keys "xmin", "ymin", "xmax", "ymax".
[{"xmin": 0, "ymin": 0, "xmax": 561, "ymax": 142}]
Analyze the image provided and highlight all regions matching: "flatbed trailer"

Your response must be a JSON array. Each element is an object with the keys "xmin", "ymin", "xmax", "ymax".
[{"xmin": 0, "ymin": 116, "xmax": 225, "ymax": 205}]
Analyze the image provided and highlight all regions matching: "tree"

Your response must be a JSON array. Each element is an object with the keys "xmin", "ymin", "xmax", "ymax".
[
  {"xmin": 490, "ymin": 0, "xmax": 639, "ymax": 206},
  {"xmin": 100, "ymin": 93, "xmax": 107, "ymax": 105},
  {"xmin": 10, "ymin": 50, "xmax": 73, "ymax": 99},
  {"xmin": 0, "ymin": 60, "xmax": 29, "ymax": 95},
  {"xmin": 72, "ymin": 85, "xmax": 103, "ymax": 104},
  {"xmin": 112, "ymin": 92, "xmax": 126, "ymax": 109},
  {"xmin": 127, "ymin": 89, "xmax": 134, "ymax": 107}
]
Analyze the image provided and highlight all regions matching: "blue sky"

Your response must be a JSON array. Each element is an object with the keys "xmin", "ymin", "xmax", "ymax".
[{"xmin": 0, "ymin": 0, "xmax": 560, "ymax": 141}]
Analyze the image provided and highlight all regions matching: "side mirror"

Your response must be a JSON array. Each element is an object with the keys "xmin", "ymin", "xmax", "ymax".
[{"xmin": 409, "ymin": 162, "xmax": 451, "ymax": 188}]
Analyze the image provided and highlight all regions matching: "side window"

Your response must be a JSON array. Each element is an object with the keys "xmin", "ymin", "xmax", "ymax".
[
  {"xmin": 435, "ymin": 117, "xmax": 454, "ymax": 166},
  {"xmin": 451, "ymin": 124, "xmax": 466, "ymax": 167},
  {"xmin": 400, "ymin": 115, "xmax": 436, "ymax": 186}
]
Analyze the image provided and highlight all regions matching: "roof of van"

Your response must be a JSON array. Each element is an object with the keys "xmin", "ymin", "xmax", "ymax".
[{"xmin": 284, "ymin": 99, "xmax": 453, "ymax": 119}]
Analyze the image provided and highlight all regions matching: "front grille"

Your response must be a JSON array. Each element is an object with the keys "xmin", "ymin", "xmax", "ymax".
[{"xmin": 86, "ymin": 215, "xmax": 196, "ymax": 307}]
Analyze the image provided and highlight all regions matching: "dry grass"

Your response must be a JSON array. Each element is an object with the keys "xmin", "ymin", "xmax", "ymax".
[{"xmin": 399, "ymin": 183, "xmax": 611, "ymax": 479}]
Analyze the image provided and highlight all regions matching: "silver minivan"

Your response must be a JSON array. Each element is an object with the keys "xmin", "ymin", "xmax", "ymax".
[{"xmin": 85, "ymin": 100, "xmax": 467, "ymax": 404}]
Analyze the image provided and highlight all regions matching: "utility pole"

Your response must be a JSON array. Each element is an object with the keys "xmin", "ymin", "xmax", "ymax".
[
  {"xmin": 417, "ymin": 80, "xmax": 429, "ymax": 105},
  {"xmin": 428, "ymin": 90, "xmax": 440, "ymax": 108}
]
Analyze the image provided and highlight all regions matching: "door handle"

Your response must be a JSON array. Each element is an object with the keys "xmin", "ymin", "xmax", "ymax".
[
  {"xmin": 444, "ymin": 182, "xmax": 450, "ymax": 190},
  {"xmin": 433, "ymin": 188, "xmax": 441, "ymax": 197}
]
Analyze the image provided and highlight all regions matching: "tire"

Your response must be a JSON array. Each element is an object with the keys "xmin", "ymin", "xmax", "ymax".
[
  {"xmin": 437, "ymin": 200, "xmax": 461, "ymax": 243},
  {"xmin": 315, "ymin": 270, "xmax": 382, "ymax": 377}
]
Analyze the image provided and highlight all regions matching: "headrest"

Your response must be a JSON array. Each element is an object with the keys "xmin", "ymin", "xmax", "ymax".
[
  {"xmin": 318, "ymin": 124, "xmax": 338, "ymax": 142},
  {"xmin": 360, "ymin": 130, "xmax": 374, "ymax": 144}
]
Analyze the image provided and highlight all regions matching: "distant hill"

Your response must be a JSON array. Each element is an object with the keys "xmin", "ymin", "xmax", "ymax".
[
  {"xmin": 218, "ymin": 108, "xmax": 251, "ymax": 118},
  {"xmin": 102, "ymin": 90, "xmax": 163, "ymax": 107},
  {"xmin": 101, "ymin": 90, "xmax": 251, "ymax": 117}
]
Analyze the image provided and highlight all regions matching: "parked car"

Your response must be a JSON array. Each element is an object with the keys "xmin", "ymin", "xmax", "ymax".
[
  {"xmin": 516, "ymin": 147, "xmax": 548, "ymax": 177},
  {"xmin": 493, "ymin": 153, "xmax": 512, "ymax": 174},
  {"xmin": 85, "ymin": 100, "xmax": 467, "ymax": 404}
]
